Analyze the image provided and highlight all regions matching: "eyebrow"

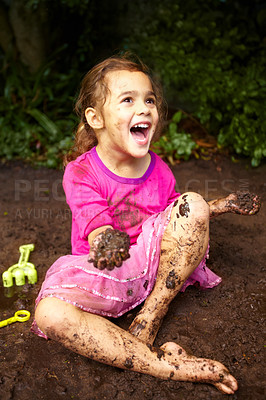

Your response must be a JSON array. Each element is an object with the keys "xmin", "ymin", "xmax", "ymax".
[{"xmin": 118, "ymin": 90, "xmax": 156, "ymax": 98}]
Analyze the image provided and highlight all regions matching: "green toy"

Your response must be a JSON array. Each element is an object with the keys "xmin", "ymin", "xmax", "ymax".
[{"xmin": 2, "ymin": 244, "xmax": 37, "ymax": 287}]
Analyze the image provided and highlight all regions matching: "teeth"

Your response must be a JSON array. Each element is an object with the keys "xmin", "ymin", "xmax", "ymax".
[{"xmin": 133, "ymin": 124, "xmax": 149, "ymax": 129}]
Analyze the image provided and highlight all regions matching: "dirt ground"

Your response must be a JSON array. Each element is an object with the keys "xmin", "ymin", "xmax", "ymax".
[{"xmin": 0, "ymin": 155, "xmax": 265, "ymax": 400}]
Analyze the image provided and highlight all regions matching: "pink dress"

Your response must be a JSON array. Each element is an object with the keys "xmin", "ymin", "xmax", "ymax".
[{"xmin": 31, "ymin": 148, "xmax": 221, "ymax": 339}]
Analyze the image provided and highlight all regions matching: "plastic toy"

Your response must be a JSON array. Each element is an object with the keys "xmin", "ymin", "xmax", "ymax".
[
  {"xmin": 0, "ymin": 310, "xmax": 31, "ymax": 328},
  {"xmin": 2, "ymin": 244, "xmax": 37, "ymax": 287}
]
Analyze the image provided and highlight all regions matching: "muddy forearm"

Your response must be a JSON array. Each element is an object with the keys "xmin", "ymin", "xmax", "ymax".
[{"xmin": 207, "ymin": 198, "xmax": 226, "ymax": 219}]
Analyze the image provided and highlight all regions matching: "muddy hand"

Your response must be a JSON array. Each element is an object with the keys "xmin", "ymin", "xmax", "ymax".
[
  {"xmin": 226, "ymin": 191, "xmax": 261, "ymax": 215},
  {"xmin": 88, "ymin": 228, "xmax": 130, "ymax": 271},
  {"xmin": 209, "ymin": 191, "xmax": 261, "ymax": 218}
]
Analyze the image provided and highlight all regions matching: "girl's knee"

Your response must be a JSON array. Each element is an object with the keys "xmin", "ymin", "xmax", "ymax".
[
  {"xmin": 174, "ymin": 192, "xmax": 209, "ymax": 221},
  {"xmin": 35, "ymin": 297, "xmax": 72, "ymax": 336}
]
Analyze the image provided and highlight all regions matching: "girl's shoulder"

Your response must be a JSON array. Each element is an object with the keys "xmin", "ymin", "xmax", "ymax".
[
  {"xmin": 70, "ymin": 148, "xmax": 95, "ymax": 165},
  {"xmin": 63, "ymin": 148, "xmax": 99, "ymax": 184},
  {"xmin": 65, "ymin": 148, "xmax": 96, "ymax": 172}
]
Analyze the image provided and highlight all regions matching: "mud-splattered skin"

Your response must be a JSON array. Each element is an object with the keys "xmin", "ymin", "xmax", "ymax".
[
  {"xmin": 129, "ymin": 319, "xmax": 147, "ymax": 336},
  {"xmin": 226, "ymin": 191, "xmax": 261, "ymax": 214},
  {"xmin": 88, "ymin": 228, "xmax": 130, "ymax": 270},
  {"xmin": 179, "ymin": 202, "xmax": 190, "ymax": 217},
  {"xmin": 129, "ymin": 193, "xmax": 209, "ymax": 346},
  {"xmin": 165, "ymin": 269, "xmax": 182, "ymax": 289},
  {"xmin": 146, "ymin": 343, "xmax": 165, "ymax": 360},
  {"xmin": 209, "ymin": 191, "xmax": 261, "ymax": 218},
  {"xmin": 179, "ymin": 194, "xmax": 190, "ymax": 218},
  {"xmin": 124, "ymin": 357, "xmax": 134, "ymax": 369}
]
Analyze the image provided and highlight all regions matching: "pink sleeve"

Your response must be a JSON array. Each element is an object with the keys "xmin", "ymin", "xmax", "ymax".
[{"xmin": 63, "ymin": 163, "xmax": 113, "ymax": 240}]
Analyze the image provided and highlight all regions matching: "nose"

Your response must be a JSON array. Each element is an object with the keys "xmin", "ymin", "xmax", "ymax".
[{"xmin": 136, "ymin": 100, "xmax": 150, "ymax": 116}]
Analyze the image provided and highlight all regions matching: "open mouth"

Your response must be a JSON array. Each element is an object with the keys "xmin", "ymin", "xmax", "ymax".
[{"xmin": 130, "ymin": 123, "xmax": 150, "ymax": 144}]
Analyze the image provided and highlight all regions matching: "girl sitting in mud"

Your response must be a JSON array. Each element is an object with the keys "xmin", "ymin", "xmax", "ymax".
[{"xmin": 32, "ymin": 55, "xmax": 260, "ymax": 395}]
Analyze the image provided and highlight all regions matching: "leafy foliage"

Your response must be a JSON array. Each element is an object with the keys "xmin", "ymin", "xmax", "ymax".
[
  {"xmin": 124, "ymin": 0, "xmax": 266, "ymax": 166},
  {"xmin": 152, "ymin": 111, "xmax": 197, "ymax": 164},
  {"xmin": 217, "ymin": 56, "xmax": 266, "ymax": 167},
  {"xmin": 0, "ymin": 0, "xmax": 265, "ymax": 167},
  {"xmin": 0, "ymin": 0, "xmax": 128, "ymax": 168},
  {"xmin": 0, "ymin": 58, "xmax": 78, "ymax": 167}
]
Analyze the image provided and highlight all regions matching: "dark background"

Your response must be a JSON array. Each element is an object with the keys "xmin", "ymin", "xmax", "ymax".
[{"xmin": 0, "ymin": 0, "xmax": 266, "ymax": 167}]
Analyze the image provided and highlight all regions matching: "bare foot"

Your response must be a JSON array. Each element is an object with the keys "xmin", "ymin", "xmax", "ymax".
[
  {"xmin": 209, "ymin": 191, "xmax": 261, "ymax": 218},
  {"xmin": 161, "ymin": 342, "xmax": 238, "ymax": 394}
]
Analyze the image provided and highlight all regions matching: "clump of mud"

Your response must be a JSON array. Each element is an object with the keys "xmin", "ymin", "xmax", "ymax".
[
  {"xmin": 89, "ymin": 228, "xmax": 130, "ymax": 271},
  {"xmin": 230, "ymin": 191, "xmax": 261, "ymax": 214}
]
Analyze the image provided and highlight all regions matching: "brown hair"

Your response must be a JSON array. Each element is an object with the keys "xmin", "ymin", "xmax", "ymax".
[{"xmin": 64, "ymin": 53, "xmax": 167, "ymax": 164}]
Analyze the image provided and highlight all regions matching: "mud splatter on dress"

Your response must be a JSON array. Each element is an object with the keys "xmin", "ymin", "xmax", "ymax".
[{"xmin": 31, "ymin": 148, "xmax": 221, "ymax": 339}]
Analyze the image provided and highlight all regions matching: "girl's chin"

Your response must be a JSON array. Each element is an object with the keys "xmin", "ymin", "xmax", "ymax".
[{"xmin": 130, "ymin": 148, "xmax": 150, "ymax": 159}]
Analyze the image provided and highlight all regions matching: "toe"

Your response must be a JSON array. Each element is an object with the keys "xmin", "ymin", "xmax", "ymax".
[
  {"xmin": 214, "ymin": 374, "xmax": 238, "ymax": 394},
  {"xmin": 214, "ymin": 382, "xmax": 234, "ymax": 394}
]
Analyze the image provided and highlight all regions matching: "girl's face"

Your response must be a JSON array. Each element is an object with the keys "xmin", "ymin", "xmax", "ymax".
[{"xmin": 97, "ymin": 70, "xmax": 159, "ymax": 160}]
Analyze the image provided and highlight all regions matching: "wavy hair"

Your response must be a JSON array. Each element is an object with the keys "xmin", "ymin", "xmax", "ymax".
[{"xmin": 64, "ymin": 54, "xmax": 167, "ymax": 164}]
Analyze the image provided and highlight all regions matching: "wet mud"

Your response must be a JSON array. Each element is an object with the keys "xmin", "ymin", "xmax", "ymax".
[
  {"xmin": 129, "ymin": 319, "xmax": 147, "ymax": 336},
  {"xmin": 0, "ymin": 156, "xmax": 265, "ymax": 400},
  {"xmin": 89, "ymin": 228, "xmax": 130, "ymax": 270},
  {"xmin": 146, "ymin": 344, "xmax": 165, "ymax": 360},
  {"xmin": 228, "ymin": 191, "xmax": 261, "ymax": 215},
  {"xmin": 166, "ymin": 270, "xmax": 182, "ymax": 290},
  {"xmin": 124, "ymin": 357, "xmax": 134, "ymax": 369},
  {"xmin": 210, "ymin": 191, "xmax": 261, "ymax": 218},
  {"xmin": 179, "ymin": 202, "xmax": 190, "ymax": 218}
]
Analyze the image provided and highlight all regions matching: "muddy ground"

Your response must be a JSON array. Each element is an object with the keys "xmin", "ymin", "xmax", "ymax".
[{"xmin": 0, "ymin": 155, "xmax": 265, "ymax": 400}]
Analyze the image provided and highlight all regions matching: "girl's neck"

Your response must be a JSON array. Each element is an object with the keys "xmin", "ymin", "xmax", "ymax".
[{"xmin": 96, "ymin": 145, "xmax": 151, "ymax": 179}]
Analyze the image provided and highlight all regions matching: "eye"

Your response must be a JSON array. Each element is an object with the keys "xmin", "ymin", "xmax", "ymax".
[
  {"xmin": 122, "ymin": 97, "xmax": 133, "ymax": 103},
  {"xmin": 146, "ymin": 97, "xmax": 156, "ymax": 105}
]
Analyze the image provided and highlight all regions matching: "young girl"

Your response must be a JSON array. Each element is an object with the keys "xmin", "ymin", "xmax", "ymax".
[{"xmin": 32, "ymin": 55, "xmax": 260, "ymax": 395}]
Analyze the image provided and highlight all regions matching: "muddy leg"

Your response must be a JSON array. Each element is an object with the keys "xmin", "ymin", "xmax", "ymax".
[
  {"xmin": 35, "ymin": 297, "xmax": 238, "ymax": 394},
  {"xmin": 128, "ymin": 192, "xmax": 209, "ymax": 345},
  {"xmin": 208, "ymin": 191, "xmax": 261, "ymax": 218}
]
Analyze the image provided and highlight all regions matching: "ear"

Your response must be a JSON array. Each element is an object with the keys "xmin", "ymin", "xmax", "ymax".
[{"xmin": 85, "ymin": 107, "xmax": 104, "ymax": 130}]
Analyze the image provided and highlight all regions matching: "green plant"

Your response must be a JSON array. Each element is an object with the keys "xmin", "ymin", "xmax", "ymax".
[
  {"xmin": 217, "ymin": 58, "xmax": 266, "ymax": 167},
  {"xmin": 0, "ymin": 58, "xmax": 78, "ymax": 168},
  {"xmin": 124, "ymin": 0, "xmax": 266, "ymax": 166},
  {"xmin": 152, "ymin": 111, "xmax": 197, "ymax": 164}
]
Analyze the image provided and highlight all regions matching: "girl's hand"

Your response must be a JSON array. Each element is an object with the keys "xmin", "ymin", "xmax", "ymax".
[{"xmin": 88, "ymin": 228, "xmax": 130, "ymax": 271}]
